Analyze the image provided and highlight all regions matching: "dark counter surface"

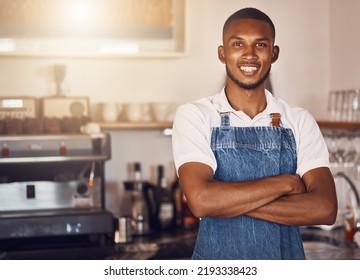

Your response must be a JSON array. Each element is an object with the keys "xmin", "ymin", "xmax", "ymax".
[
  {"xmin": 106, "ymin": 229, "xmax": 197, "ymax": 260},
  {"xmin": 301, "ymin": 227, "xmax": 360, "ymax": 260},
  {"xmin": 2, "ymin": 227, "xmax": 359, "ymax": 260},
  {"xmin": 106, "ymin": 226, "xmax": 360, "ymax": 260}
]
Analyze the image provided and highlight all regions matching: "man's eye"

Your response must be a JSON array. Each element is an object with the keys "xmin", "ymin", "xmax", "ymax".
[
  {"xmin": 256, "ymin": 43, "xmax": 266, "ymax": 47},
  {"xmin": 233, "ymin": 42, "xmax": 243, "ymax": 47}
]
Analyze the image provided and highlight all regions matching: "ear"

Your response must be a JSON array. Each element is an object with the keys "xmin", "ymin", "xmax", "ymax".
[
  {"xmin": 271, "ymin": 45, "xmax": 280, "ymax": 63},
  {"xmin": 218, "ymin": 45, "xmax": 226, "ymax": 64}
]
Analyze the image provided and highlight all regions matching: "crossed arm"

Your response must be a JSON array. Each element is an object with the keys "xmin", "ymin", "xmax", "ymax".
[{"xmin": 178, "ymin": 162, "xmax": 337, "ymax": 226}]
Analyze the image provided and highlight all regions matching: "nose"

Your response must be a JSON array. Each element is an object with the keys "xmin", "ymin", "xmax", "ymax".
[{"xmin": 242, "ymin": 45, "xmax": 257, "ymax": 61}]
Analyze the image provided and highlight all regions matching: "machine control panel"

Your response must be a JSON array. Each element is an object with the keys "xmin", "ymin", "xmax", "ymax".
[{"xmin": 0, "ymin": 97, "xmax": 37, "ymax": 119}]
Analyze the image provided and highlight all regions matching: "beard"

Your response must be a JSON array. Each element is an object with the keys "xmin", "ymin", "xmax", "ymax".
[{"xmin": 226, "ymin": 65, "xmax": 271, "ymax": 90}]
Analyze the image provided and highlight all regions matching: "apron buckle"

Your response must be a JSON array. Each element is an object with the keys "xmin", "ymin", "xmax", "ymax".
[{"xmin": 270, "ymin": 113, "xmax": 281, "ymax": 127}]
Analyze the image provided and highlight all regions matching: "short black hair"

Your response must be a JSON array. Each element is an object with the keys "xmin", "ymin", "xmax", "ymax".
[{"xmin": 223, "ymin": 7, "xmax": 276, "ymax": 40}]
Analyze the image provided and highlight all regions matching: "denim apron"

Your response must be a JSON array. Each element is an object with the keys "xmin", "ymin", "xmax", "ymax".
[{"xmin": 192, "ymin": 112, "xmax": 305, "ymax": 260}]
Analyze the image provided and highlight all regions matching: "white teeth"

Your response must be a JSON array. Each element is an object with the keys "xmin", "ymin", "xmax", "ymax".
[{"xmin": 240, "ymin": 66, "xmax": 257, "ymax": 72}]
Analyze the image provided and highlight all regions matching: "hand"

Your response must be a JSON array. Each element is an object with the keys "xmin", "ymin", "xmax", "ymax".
[
  {"xmin": 272, "ymin": 174, "xmax": 307, "ymax": 194},
  {"xmin": 278, "ymin": 174, "xmax": 307, "ymax": 195}
]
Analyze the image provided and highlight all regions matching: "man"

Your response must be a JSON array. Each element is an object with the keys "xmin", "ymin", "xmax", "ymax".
[{"xmin": 172, "ymin": 7, "xmax": 337, "ymax": 259}]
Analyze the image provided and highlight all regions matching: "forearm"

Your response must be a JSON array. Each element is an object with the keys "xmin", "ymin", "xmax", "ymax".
[
  {"xmin": 179, "ymin": 163, "xmax": 306, "ymax": 218},
  {"xmin": 246, "ymin": 168, "xmax": 338, "ymax": 226},
  {"xmin": 189, "ymin": 177, "xmax": 292, "ymax": 218},
  {"xmin": 245, "ymin": 193, "xmax": 316, "ymax": 226}
]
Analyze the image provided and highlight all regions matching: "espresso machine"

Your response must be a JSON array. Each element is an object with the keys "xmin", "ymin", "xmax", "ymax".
[{"xmin": 0, "ymin": 133, "xmax": 114, "ymax": 259}]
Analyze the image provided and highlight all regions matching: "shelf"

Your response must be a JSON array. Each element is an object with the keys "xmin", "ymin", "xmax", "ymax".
[
  {"xmin": 0, "ymin": 154, "xmax": 110, "ymax": 164},
  {"xmin": 99, "ymin": 121, "xmax": 173, "ymax": 130},
  {"xmin": 99, "ymin": 120, "xmax": 360, "ymax": 131},
  {"xmin": 316, "ymin": 120, "xmax": 360, "ymax": 130}
]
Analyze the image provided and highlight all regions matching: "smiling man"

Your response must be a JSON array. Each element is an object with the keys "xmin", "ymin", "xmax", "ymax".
[{"xmin": 172, "ymin": 7, "xmax": 337, "ymax": 260}]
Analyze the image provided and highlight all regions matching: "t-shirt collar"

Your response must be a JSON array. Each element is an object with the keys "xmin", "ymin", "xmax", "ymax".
[{"xmin": 212, "ymin": 87, "xmax": 283, "ymax": 116}]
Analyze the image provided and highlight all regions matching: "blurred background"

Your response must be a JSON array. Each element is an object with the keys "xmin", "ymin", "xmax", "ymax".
[{"xmin": 0, "ymin": 0, "xmax": 358, "ymax": 215}]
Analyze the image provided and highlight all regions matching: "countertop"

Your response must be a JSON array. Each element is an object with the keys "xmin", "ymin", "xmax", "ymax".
[
  {"xmin": 106, "ymin": 228, "xmax": 197, "ymax": 260},
  {"xmin": 301, "ymin": 227, "xmax": 360, "ymax": 260},
  {"xmin": 105, "ymin": 226, "xmax": 360, "ymax": 260},
  {"xmin": 2, "ymin": 227, "xmax": 359, "ymax": 260}
]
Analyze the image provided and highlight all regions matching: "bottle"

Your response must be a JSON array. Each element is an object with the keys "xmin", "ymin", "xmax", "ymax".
[
  {"xmin": 181, "ymin": 190, "xmax": 198, "ymax": 230},
  {"xmin": 157, "ymin": 165, "xmax": 175, "ymax": 231},
  {"xmin": 170, "ymin": 176, "xmax": 198, "ymax": 230},
  {"xmin": 171, "ymin": 176, "xmax": 183, "ymax": 228},
  {"xmin": 134, "ymin": 162, "xmax": 142, "ymax": 181},
  {"xmin": 344, "ymin": 205, "xmax": 355, "ymax": 241},
  {"xmin": 344, "ymin": 189, "xmax": 356, "ymax": 241},
  {"xmin": 130, "ymin": 162, "xmax": 151, "ymax": 235}
]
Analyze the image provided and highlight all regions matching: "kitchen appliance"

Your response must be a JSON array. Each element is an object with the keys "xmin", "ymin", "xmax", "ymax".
[
  {"xmin": 0, "ymin": 96, "xmax": 37, "ymax": 119},
  {"xmin": 0, "ymin": 133, "xmax": 114, "ymax": 258},
  {"xmin": 124, "ymin": 181, "xmax": 159, "ymax": 235},
  {"xmin": 40, "ymin": 96, "xmax": 90, "ymax": 118},
  {"xmin": 114, "ymin": 216, "xmax": 132, "ymax": 244}
]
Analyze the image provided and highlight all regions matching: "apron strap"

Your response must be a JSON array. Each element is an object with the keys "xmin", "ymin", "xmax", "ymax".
[
  {"xmin": 270, "ymin": 113, "xmax": 281, "ymax": 127},
  {"xmin": 220, "ymin": 112, "xmax": 281, "ymax": 127},
  {"xmin": 220, "ymin": 112, "xmax": 231, "ymax": 129}
]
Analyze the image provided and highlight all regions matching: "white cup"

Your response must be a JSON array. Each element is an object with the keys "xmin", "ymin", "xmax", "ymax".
[
  {"xmin": 165, "ymin": 103, "xmax": 178, "ymax": 122},
  {"xmin": 141, "ymin": 103, "xmax": 152, "ymax": 122},
  {"xmin": 126, "ymin": 103, "xmax": 151, "ymax": 122},
  {"xmin": 102, "ymin": 103, "xmax": 119, "ymax": 122},
  {"xmin": 151, "ymin": 102, "xmax": 178, "ymax": 122},
  {"xmin": 80, "ymin": 122, "xmax": 101, "ymax": 134},
  {"xmin": 114, "ymin": 216, "xmax": 133, "ymax": 244}
]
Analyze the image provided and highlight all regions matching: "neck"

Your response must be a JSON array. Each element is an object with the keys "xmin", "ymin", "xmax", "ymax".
[{"xmin": 225, "ymin": 84, "xmax": 267, "ymax": 119}]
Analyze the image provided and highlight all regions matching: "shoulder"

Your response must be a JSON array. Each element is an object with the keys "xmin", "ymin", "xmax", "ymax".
[
  {"xmin": 273, "ymin": 96, "xmax": 318, "ymax": 131},
  {"xmin": 174, "ymin": 95, "xmax": 219, "ymax": 126}
]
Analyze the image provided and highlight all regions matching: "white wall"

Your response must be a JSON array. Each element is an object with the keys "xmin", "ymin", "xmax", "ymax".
[
  {"xmin": 0, "ymin": 0, "xmax": 331, "ymax": 114},
  {"xmin": 329, "ymin": 0, "xmax": 360, "ymax": 90},
  {"xmin": 0, "ymin": 0, "xmax": 350, "ymax": 214}
]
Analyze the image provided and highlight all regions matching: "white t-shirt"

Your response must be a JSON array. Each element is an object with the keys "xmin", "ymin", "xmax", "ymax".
[{"xmin": 172, "ymin": 88, "xmax": 329, "ymax": 177}]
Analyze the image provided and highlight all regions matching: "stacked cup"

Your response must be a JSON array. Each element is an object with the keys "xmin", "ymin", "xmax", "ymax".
[{"xmin": 328, "ymin": 89, "xmax": 360, "ymax": 122}]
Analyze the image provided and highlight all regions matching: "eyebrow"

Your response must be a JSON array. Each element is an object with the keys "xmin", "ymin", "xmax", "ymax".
[{"xmin": 229, "ymin": 35, "xmax": 271, "ymax": 41}]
